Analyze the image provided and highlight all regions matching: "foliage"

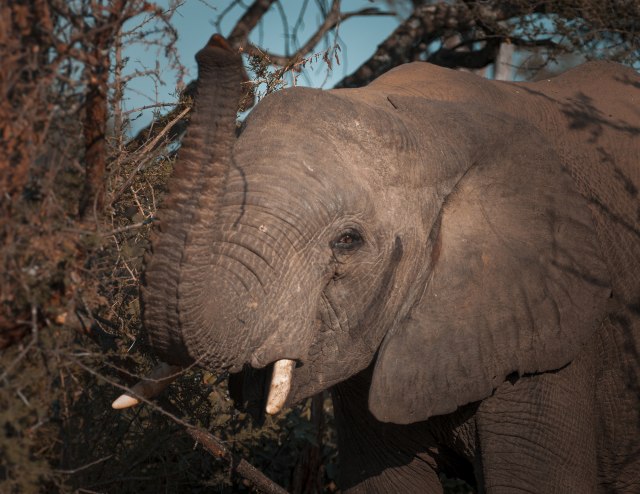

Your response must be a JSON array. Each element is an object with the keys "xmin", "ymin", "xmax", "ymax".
[
  {"xmin": 0, "ymin": 2, "xmax": 339, "ymax": 492},
  {"xmin": 246, "ymin": 45, "xmax": 342, "ymax": 100}
]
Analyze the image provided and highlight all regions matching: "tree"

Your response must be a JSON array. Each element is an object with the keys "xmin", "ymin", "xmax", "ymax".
[{"xmin": 229, "ymin": 0, "xmax": 639, "ymax": 86}]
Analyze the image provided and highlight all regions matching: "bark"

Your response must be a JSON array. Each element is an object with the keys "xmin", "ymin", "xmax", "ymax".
[
  {"xmin": 228, "ymin": 0, "xmax": 277, "ymax": 47},
  {"xmin": 0, "ymin": 0, "xmax": 55, "ymax": 199},
  {"xmin": 79, "ymin": 0, "xmax": 126, "ymax": 218},
  {"xmin": 80, "ymin": 58, "xmax": 108, "ymax": 218},
  {"xmin": 333, "ymin": 1, "xmax": 552, "ymax": 88},
  {"xmin": 335, "ymin": 3, "xmax": 478, "ymax": 88}
]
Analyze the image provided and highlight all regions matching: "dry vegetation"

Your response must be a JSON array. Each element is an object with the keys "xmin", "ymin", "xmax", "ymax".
[
  {"xmin": 0, "ymin": 1, "xmax": 637, "ymax": 493},
  {"xmin": 0, "ymin": 1, "xmax": 340, "ymax": 492}
]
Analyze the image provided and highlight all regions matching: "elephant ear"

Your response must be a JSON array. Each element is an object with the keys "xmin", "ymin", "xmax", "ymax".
[{"xmin": 369, "ymin": 121, "xmax": 611, "ymax": 424}]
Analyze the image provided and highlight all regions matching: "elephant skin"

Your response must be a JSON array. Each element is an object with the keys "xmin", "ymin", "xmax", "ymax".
[{"xmin": 141, "ymin": 36, "xmax": 640, "ymax": 494}]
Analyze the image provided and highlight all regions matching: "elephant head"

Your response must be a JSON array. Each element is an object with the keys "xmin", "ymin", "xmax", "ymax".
[{"xmin": 136, "ymin": 36, "xmax": 611, "ymax": 423}]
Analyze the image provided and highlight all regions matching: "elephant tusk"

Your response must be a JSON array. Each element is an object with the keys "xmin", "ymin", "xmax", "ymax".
[
  {"xmin": 111, "ymin": 362, "xmax": 182, "ymax": 409},
  {"xmin": 265, "ymin": 359, "xmax": 295, "ymax": 415}
]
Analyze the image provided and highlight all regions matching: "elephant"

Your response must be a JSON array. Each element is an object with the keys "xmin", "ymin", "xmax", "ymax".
[{"xmin": 116, "ymin": 35, "xmax": 640, "ymax": 493}]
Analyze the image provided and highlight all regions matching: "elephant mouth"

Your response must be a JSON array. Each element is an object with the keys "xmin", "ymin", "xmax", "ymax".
[
  {"xmin": 226, "ymin": 358, "xmax": 301, "ymax": 423},
  {"xmin": 111, "ymin": 358, "xmax": 297, "ymax": 416}
]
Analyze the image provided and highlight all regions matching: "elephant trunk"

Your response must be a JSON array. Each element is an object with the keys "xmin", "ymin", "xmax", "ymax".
[{"xmin": 141, "ymin": 35, "xmax": 250, "ymax": 369}]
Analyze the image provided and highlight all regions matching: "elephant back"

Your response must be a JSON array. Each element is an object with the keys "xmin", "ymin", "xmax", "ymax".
[{"xmin": 528, "ymin": 62, "xmax": 640, "ymax": 308}]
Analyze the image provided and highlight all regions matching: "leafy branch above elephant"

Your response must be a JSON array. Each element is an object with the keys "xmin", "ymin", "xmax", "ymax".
[{"xmin": 114, "ymin": 34, "xmax": 640, "ymax": 493}]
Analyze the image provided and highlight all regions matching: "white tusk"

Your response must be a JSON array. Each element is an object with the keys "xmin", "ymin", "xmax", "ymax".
[
  {"xmin": 111, "ymin": 362, "xmax": 182, "ymax": 410},
  {"xmin": 112, "ymin": 394, "xmax": 140, "ymax": 410},
  {"xmin": 265, "ymin": 359, "xmax": 295, "ymax": 415}
]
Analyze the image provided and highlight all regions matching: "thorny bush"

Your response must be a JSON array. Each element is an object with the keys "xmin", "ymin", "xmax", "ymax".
[{"xmin": 0, "ymin": 2, "xmax": 338, "ymax": 493}]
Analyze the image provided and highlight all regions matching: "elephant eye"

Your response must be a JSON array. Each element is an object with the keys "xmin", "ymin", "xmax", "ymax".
[{"xmin": 332, "ymin": 230, "xmax": 363, "ymax": 251}]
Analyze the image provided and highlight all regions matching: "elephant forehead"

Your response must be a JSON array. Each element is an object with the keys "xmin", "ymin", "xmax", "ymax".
[
  {"xmin": 229, "ymin": 145, "xmax": 372, "ymax": 227},
  {"xmin": 235, "ymin": 87, "xmax": 426, "ymax": 189}
]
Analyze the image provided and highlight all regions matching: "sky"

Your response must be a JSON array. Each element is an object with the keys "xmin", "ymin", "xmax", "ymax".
[{"xmin": 121, "ymin": 0, "xmax": 401, "ymax": 133}]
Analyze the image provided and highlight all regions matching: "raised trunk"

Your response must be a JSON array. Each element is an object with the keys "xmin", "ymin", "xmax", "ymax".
[{"xmin": 141, "ymin": 35, "xmax": 250, "ymax": 368}]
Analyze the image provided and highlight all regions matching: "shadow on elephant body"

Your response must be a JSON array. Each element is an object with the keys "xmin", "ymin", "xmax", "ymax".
[
  {"xmin": 331, "ymin": 366, "xmax": 479, "ymax": 493},
  {"xmin": 229, "ymin": 363, "xmax": 482, "ymax": 492},
  {"xmin": 229, "ymin": 364, "xmax": 270, "ymax": 426},
  {"xmin": 597, "ymin": 308, "xmax": 640, "ymax": 490},
  {"xmin": 515, "ymin": 63, "xmax": 640, "ymax": 141},
  {"xmin": 367, "ymin": 118, "xmax": 611, "ymax": 425}
]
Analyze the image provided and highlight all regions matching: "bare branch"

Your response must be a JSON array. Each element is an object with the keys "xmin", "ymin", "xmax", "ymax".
[
  {"xmin": 0, "ymin": 305, "xmax": 38, "ymax": 382},
  {"xmin": 110, "ymin": 105, "xmax": 191, "ymax": 206},
  {"xmin": 125, "ymin": 78, "xmax": 196, "ymax": 151},
  {"xmin": 332, "ymin": 1, "xmax": 567, "ymax": 88},
  {"xmin": 71, "ymin": 355, "xmax": 287, "ymax": 491},
  {"xmin": 427, "ymin": 37, "xmax": 502, "ymax": 68},
  {"xmin": 243, "ymin": 1, "xmax": 395, "ymax": 67},
  {"xmin": 228, "ymin": 0, "xmax": 278, "ymax": 47},
  {"xmin": 244, "ymin": 0, "xmax": 340, "ymax": 65},
  {"xmin": 187, "ymin": 427, "xmax": 289, "ymax": 494},
  {"xmin": 335, "ymin": 2, "xmax": 480, "ymax": 88},
  {"xmin": 54, "ymin": 455, "xmax": 114, "ymax": 475}
]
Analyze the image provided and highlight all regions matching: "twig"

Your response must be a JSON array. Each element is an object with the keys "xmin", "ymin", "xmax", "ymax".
[
  {"xmin": 109, "ymin": 105, "xmax": 190, "ymax": 206},
  {"xmin": 188, "ymin": 427, "xmax": 289, "ymax": 494},
  {"xmin": 122, "ymin": 102, "xmax": 176, "ymax": 114},
  {"xmin": 104, "ymin": 220, "xmax": 153, "ymax": 236},
  {"xmin": 68, "ymin": 354, "xmax": 288, "ymax": 493},
  {"xmin": 55, "ymin": 455, "xmax": 114, "ymax": 475},
  {"xmin": 243, "ymin": 0, "xmax": 395, "ymax": 67},
  {"xmin": 129, "ymin": 105, "xmax": 191, "ymax": 156},
  {"xmin": 68, "ymin": 354, "xmax": 192, "ymax": 427},
  {"xmin": 0, "ymin": 304, "xmax": 39, "ymax": 381}
]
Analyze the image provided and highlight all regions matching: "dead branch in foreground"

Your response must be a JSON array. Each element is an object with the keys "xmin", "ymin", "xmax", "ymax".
[{"xmin": 187, "ymin": 427, "xmax": 289, "ymax": 494}]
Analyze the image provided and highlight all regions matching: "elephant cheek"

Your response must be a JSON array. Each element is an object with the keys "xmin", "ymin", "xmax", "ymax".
[{"xmin": 249, "ymin": 308, "xmax": 322, "ymax": 369}]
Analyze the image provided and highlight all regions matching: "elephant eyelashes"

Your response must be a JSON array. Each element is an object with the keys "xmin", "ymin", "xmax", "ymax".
[{"xmin": 332, "ymin": 230, "xmax": 363, "ymax": 251}]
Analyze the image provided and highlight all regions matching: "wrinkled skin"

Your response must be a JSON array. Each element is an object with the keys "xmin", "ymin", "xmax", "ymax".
[{"xmin": 142, "ymin": 37, "xmax": 640, "ymax": 493}]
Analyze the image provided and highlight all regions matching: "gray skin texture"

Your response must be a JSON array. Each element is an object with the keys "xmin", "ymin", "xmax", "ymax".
[{"xmin": 142, "ymin": 38, "xmax": 640, "ymax": 493}]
